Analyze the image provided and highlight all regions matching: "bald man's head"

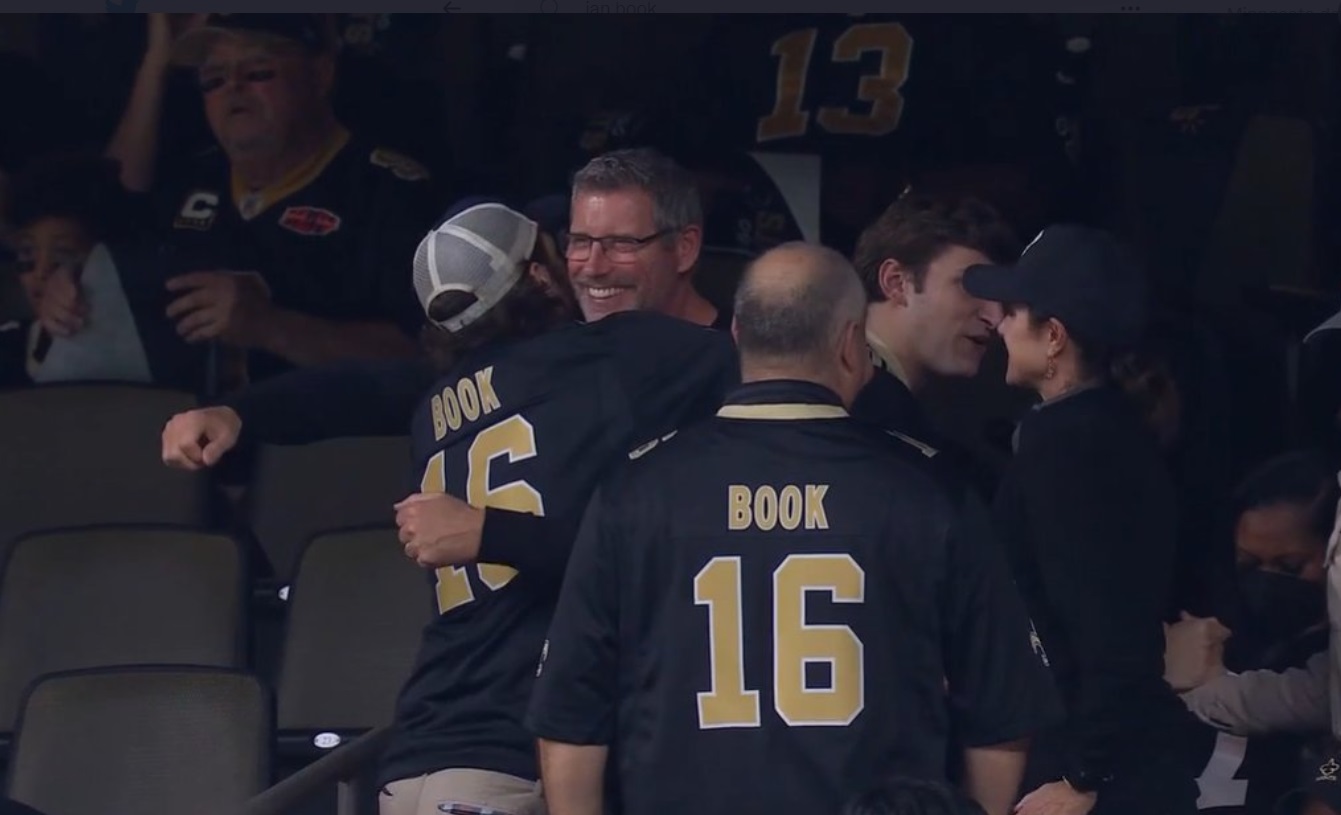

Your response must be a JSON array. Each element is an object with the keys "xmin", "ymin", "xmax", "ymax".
[{"xmin": 732, "ymin": 242, "xmax": 871, "ymax": 402}]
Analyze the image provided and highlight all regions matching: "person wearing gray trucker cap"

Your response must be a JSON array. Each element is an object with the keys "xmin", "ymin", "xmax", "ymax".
[{"xmin": 160, "ymin": 200, "xmax": 738, "ymax": 814}]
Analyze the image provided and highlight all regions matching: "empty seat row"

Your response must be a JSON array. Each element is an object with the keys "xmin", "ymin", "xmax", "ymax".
[
  {"xmin": 0, "ymin": 525, "xmax": 431, "ymax": 756},
  {"xmin": 8, "ymin": 666, "xmax": 271, "ymax": 815},
  {"xmin": 0, "ymin": 383, "xmax": 414, "ymax": 587}
]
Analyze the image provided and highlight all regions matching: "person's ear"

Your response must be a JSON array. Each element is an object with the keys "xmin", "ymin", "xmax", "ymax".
[
  {"xmin": 877, "ymin": 259, "xmax": 914, "ymax": 308},
  {"xmin": 1047, "ymin": 318, "xmax": 1069, "ymax": 358},
  {"xmin": 730, "ymin": 315, "xmax": 740, "ymax": 346},
  {"xmin": 675, "ymin": 225, "xmax": 703, "ymax": 275},
  {"xmin": 840, "ymin": 319, "xmax": 872, "ymax": 386},
  {"xmin": 526, "ymin": 261, "xmax": 552, "ymax": 287}
]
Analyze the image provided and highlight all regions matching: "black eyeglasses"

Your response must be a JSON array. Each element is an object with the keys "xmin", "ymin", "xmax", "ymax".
[{"xmin": 564, "ymin": 229, "xmax": 673, "ymax": 261}]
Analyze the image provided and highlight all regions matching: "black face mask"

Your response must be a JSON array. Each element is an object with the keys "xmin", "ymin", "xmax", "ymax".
[{"xmin": 1238, "ymin": 569, "xmax": 1325, "ymax": 644}]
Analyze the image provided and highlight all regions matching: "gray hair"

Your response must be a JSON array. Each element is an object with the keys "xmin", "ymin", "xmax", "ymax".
[
  {"xmin": 733, "ymin": 242, "xmax": 866, "ymax": 366},
  {"xmin": 571, "ymin": 148, "xmax": 702, "ymax": 232}
]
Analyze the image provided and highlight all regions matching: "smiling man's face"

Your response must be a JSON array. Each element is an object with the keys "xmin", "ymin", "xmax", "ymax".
[
  {"xmin": 901, "ymin": 244, "xmax": 1003, "ymax": 379},
  {"xmin": 565, "ymin": 187, "xmax": 691, "ymax": 321}
]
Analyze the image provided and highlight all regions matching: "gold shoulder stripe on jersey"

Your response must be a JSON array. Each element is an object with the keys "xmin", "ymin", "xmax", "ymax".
[
  {"xmin": 886, "ymin": 429, "xmax": 938, "ymax": 458},
  {"xmin": 716, "ymin": 404, "xmax": 847, "ymax": 421},
  {"xmin": 371, "ymin": 148, "xmax": 430, "ymax": 181},
  {"xmin": 230, "ymin": 127, "xmax": 349, "ymax": 220},
  {"xmin": 629, "ymin": 430, "xmax": 678, "ymax": 459}
]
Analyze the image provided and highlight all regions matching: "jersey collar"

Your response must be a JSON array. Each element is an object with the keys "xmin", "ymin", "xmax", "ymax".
[
  {"xmin": 866, "ymin": 330, "xmax": 911, "ymax": 386},
  {"xmin": 716, "ymin": 380, "xmax": 848, "ymax": 421},
  {"xmin": 230, "ymin": 125, "xmax": 351, "ymax": 221}
]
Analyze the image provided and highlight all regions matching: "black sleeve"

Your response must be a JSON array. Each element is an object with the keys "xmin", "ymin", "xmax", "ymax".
[
  {"xmin": 525, "ymin": 486, "xmax": 620, "ymax": 745},
  {"xmin": 477, "ymin": 508, "xmax": 584, "ymax": 592},
  {"xmin": 608, "ymin": 313, "xmax": 740, "ymax": 442},
  {"xmin": 942, "ymin": 491, "xmax": 1064, "ymax": 745},
  {"xmin": 1020, "ymin": 441, "xmax": 1173, "ymax": 782},
  {"xmin": 477, "ymin": 315, "xmax": 738, "ymax": 579},
  {"xmin": 216, "ymin": 357, "xmax": 433, "ymax": 444}
]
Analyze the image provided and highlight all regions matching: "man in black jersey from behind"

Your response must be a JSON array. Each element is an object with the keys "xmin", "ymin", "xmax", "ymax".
[
  {"xmin": 527, "ymin": 243, "xmax": 1061, "ymax": 815},
  {"xmin": 161, "ymin": 201, "xmax": 738, "ymax": 815}
]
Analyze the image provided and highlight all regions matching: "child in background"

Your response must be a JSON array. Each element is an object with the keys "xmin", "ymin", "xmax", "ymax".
[{"xmin": 2, "ymin": 152, "xmax": 131, "ymax": 384}]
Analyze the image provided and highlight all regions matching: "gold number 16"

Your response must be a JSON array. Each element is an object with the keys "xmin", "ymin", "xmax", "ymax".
[
  {"xmin": 694, "ymin": 553, "xmax": 866, "ymax": 729},
  {"xmin": 420, "ymin": 414, "xmax": 544, "ymax": 615}
]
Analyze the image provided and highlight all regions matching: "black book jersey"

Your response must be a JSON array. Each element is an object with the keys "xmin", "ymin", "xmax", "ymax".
[
  {"xmin": 527, "ymin": 380, "xmax": 1061, "ymax": 815},
  {"xmin": 149, "ymin": 127, "xmax": 439, "ymax": 383},
  {"xmin": 377, "ymin": 310, "xmax": 738, "ymax": 787}
]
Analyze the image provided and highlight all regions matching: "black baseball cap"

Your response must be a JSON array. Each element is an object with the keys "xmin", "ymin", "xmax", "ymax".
[
  {"xmin": 962, "ymin": 224, "xmax": 1147, "ymax": 348},
  {"xmin": 171, "ymin": 14, "xmax": 331, "ymax": 67}
]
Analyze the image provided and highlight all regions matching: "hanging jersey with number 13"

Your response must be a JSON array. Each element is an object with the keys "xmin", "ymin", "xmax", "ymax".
[{"xmin": 698, "ymin": 15, "xmax": 1063, "ymax": 167}]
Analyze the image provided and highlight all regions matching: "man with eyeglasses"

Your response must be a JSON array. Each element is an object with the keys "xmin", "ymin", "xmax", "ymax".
[
  {"xmin": 105, "ymin": 14, "xmax": 438, "ymax": 387},
  {"xmin": 565, "ymin": 148, "xmax": 730, "ymax": 331},
  {"xmin": 379, "ymin": 149, "xmax": 739, "ymax": 601}
]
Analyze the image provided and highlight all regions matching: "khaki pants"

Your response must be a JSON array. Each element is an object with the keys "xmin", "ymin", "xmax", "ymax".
[{"xmin": 379, "ymin": 768, "xmax": 545, "ymax": 815}]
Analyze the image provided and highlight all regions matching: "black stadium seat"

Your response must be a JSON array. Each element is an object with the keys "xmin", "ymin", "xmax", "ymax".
[
  {"xmin": 0, "ymin": 526, "xmax": 247, "ymax": 740},
  {"xmin": 246, "ymin": 437, "xmax": 413, "ymax": 587},
  {"xmin": 6, "ymin": 667, "xmax": 271, "ymax": 815},
  {"xmin": 276, "ymin": 526, "xmax": 434, "ymax": 759},
  {"xmin": 0, "ymin": 384, "xmax": 212, "ymax": 552}
]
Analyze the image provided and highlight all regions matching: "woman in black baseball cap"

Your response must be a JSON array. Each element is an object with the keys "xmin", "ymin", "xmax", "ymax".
[{"xmin": 961, "ymin": 225, "xmax": 1202, "ymax": 815}]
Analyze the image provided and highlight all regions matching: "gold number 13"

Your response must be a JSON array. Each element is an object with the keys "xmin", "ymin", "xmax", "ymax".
[
  {"xmin": 694, "ymin": 553, "xmax": 866, "ymax": 729},
  {"xmin": 757, "ymin": 23, "xmax": 913, "ymax": 143},
  {"xmin": 420, "ymin": 414, "xmax": 545, "ymax": 615}
]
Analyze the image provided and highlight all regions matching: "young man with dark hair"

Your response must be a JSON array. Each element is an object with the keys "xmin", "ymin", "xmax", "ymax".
[{"xmin": 848, "ymin": 191, "xmax": 1022, "ymax": 495}]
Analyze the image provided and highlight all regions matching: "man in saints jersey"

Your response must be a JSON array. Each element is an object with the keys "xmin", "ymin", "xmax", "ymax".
[
  {"xmin": 108, "ymin": 14, "xmax": 440, "ymax": 386},
  {"xmin": 160, "ymin": 200, "xmax": 738, "ymax": 815},
  {"xmin": 528, "ymin": 243, "xmax": 1060, "ymax": 815}
]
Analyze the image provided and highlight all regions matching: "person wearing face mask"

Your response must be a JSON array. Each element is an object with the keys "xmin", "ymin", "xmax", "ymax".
[
  {"xmin": 960, "ymin": 225, "xmax": 1200, "ymax": 815},
  {"xmin": 1231, "ymin": 453, "xmax": 1334, "ymax": 663},
  {"xmin": 1157, "ymin": 453, "xmax": 1335, "ymax": 815},
  {"xmin": 1170, "ymin": 451, "xmax": 1336, "ymax": 736}
]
